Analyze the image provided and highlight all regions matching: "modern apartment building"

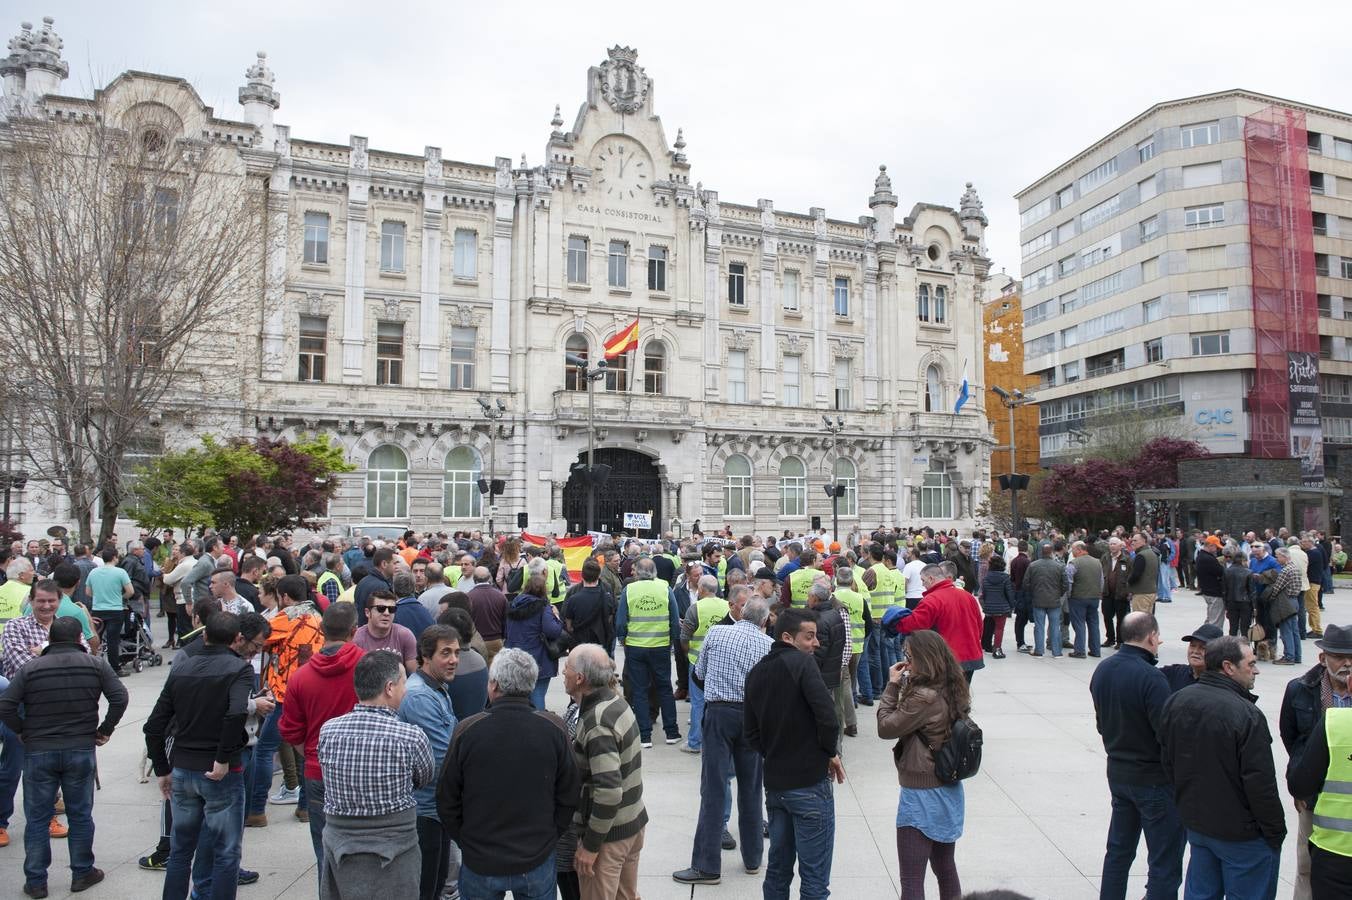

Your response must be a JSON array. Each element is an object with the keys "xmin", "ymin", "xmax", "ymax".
[{"xmin": 1016, "ymin": 90, "xmax": 1352, "ymax": 482}]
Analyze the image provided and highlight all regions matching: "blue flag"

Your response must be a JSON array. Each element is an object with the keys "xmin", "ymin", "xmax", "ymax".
[{"xmin": 954, "ymin": 361, "xmax": 970, "ymax": 413}]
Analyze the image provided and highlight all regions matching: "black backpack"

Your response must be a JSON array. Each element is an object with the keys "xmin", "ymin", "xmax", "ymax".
[{"xmin": 930, "ymin": 716, "xmax": 983, "ymax": 784}]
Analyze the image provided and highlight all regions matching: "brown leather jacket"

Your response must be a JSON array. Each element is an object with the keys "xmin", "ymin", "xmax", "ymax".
[{"xmin": 876, "ymin": 681, "xmax": 952, "ymax": 789}]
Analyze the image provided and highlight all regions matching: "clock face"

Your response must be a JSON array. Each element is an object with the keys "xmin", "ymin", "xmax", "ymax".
[{"xmin": 592, "ymin": 137, "xmax": 650, "ymax": 201}]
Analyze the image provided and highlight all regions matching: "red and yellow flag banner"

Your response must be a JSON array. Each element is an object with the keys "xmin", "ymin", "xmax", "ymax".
[
  {"xmin": 521, "ymin": 532, "xmax": 595, "ymax": 580},
  {"xmin": 603, "ymin": 318, "xmax": 639, "ymax": 359}
]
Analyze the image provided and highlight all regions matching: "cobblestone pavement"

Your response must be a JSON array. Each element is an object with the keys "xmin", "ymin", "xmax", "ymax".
[{"xmin": 1, "ymin": 587, "xmax": 1319, "ymax": 898}]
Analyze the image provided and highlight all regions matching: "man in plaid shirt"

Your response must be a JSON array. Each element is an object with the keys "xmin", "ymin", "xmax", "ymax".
[{"xmin": 317, "ymin": 650, "xmax": 433, "ymax": 900}]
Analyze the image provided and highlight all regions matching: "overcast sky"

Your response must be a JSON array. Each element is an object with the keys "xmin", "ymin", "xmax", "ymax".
[{"xmin": 25, "ymin": 0, "xmax": 1351, "ymax": 276}]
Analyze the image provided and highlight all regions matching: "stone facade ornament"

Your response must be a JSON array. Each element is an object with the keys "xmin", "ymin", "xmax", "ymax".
[
  {"xmin": 959, "ymin": 182, "xmax": 988, "ymax": 227},
  {"xmin": 381, "ymin": 296, "xmax": 406, "ymax": 320},
  {"xmin": 350, "ymin": 135, "xmax": 368, "ymax": 172},
  {"xmin": 598, "ymin": 46, "xmax": 648, "ymax": 114},
  {"xmin": 728, "ymin": 330, "xmax": 751, "ymax": 351},
  {"xmin": 302, "ymin": 292, "xmax": 328, "ymax": 316},
  {"xmin": 382, "ymin": 420, "xmax": 399, "ymax": 438}
]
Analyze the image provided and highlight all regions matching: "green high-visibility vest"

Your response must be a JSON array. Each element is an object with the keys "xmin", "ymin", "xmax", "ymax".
[
  {"xmin": 835, "ymin": 587, "xmax": 867, "ymax": 654},
  {"xmin": 686, "ymin": 595, "xmax": 731, "ymax": 664},
  {"xmin": 789, "ymin": 567, "xmax": 817, "ymax": 608},
  {"xmin": 716, "ymin": 558, "xmax": 728, "ymax": 594},
  {"xmin": 624, "ymin": 579, "xmax": 671, "ymax": 649},
  {"xmin": 316, "ymin": 571, "xmax": 341, "ymax": 599},
  {"xmin": 868, "ymin": 562, "xmax": 895, "ymax": 612},
  {"xmin": 1311, "ymin": 707, "xmax": 1352, "ymax": 857},
  {"xmin": 545, "ymin": 558, "xmax": 567, "ymax": 604},
  {"xmin": 852, "ymin": 565, "xmax": 867, "ymax": 593}
]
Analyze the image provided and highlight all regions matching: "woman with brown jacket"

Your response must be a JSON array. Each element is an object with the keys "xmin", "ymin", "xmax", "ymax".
[{"xmin": 877, "ymin": 630, "xmax": 969, "ymax": 899}]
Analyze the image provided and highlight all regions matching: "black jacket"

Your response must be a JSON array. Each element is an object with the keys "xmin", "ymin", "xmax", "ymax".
[
  {"xmin": 1224, "ymin": 564, "xmax": 1253, "ymax": 609},
  {"xmin": 562, "ymin": 584, "xmax": 616, "ymax": 652},
  {"xmin": 437, "ymin": 695, "xmax": 578, "ymax": 876},
  {"xmin": 1195, "ymin": 550, "xmax": 1225, "ymax": 597},
  {"xmin": 744, "ymin": 641, "xmax": 837, "ymax": 791},
  {"xmin": 1278, "ymin": 663, "xmax": 1328, "ymax": 801},
  {"xmin": 144, "ymin": 643, "xmax": 253, "ymax": 775},
  {"xmin": 1160, "ymin": 672, "xmax": 1286, "ymax": 850},
  {"xmin": 811, "ymin": 603, "xmax": 848, "ymax": 689},
  {"xmin": 122, "ymin": 554, "xmax": 151, "ymax": 601},
  {"xmin": 979, "ymin": 571, "xmax": 1015, "ymax": 616},
  {"xmin": 1287, "ymin": 707, "xmax": 1338, "ymax": 808},
  {"xmin": 0, "ymin": 643, "xmax": 127, "ymax": 750},
  {"xmin": 1088, "ymin": 643, "xmax": 1172, "ymax": 785}
]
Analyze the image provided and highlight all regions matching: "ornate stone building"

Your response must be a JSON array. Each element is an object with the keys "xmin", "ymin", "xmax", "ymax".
[{"xmin": 2, "ymin": 23, "xmax": 995, "ymax": 538}]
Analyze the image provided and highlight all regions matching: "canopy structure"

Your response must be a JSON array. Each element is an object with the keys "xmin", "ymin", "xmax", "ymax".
[{"xmin": 1133, "ymin": 485, "xmax": 1342, "ymax": 534}]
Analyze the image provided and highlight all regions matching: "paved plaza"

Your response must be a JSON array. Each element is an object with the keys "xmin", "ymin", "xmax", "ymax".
[{"xmin": 3, "ymin": 587, "xmax": 1327, "ymax": 899}]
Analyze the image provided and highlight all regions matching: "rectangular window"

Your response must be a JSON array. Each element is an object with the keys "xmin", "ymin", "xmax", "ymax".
[
  {"xmin": 1022, "ymin": 263, "xmax": 1054, "ymax": 293},
  {"xmin": 1026, "ymin": 334, "xmax": 1057, "ymax": 358},
  {"xmin": 933, "ymin": 286, "xmax": 947, "ymax": 324},
  {"xmin": 1317, "ymin": 253, "xmax": 1331, "ymax": 276},
  {"xmin": 1187, "ymin": 245, "xmax": 1227, "ymax": 271},
  {"xmin": 1145, "ymin": 337, "xmax": 1164, "ymax": 363},
  {"xmin": 727, "ymin": 350, "xmax": 747, "ymax": 402},
  {"xmin": 647, "ymin": 245, "xmax": 667, "ymax": 292},
  {"xmin": 608, "ymin": 240, "xmax": 629, "ymax": 288},
  {"xmin": 1082, "ymin": 270, "xmax": 1124, "ymax": 303},
  {"xmin": 449, "ymin": 326, "xmax": 475, "ymax": 390},
  {"xmin": 376, "ymin": 321, "xmax": 404, "ymax": 385},
  {"xmin": 1058, "ymin": 255, "xmax": 1075, "ymax": 277},
  {"xmin": 920, "ymin": 464, "xmax": 953, "ymax": 519},
  {"xmin": 1080, "ymin": 309, "xmax": 1127, "ymax": 341},
  {"xmin": 380, "ymin": 221, "xmax": 406, "ymax": 273},
  {"xmin": 303, "ymin": 212, "xmax": 329, "ymax": 265},
  {"xmin": 1141, "ymin": 256, "xmax": 1160, "ymax": 282},
  {"xmin": 453, "ymin": 228, "xmax": 477, "ymax": 278},
  {"xmin": 782, "ymin": 270, "xmax": 800, "ymax": 311},
  {"xmin": 1062, "ymin": 361, "xmax": 1080, "ymax": 383},
  {"xmin": 783, "ymin": 355, "xmax": 801, "ymax": 406},
  {"xmin": 1057, "ymin": 220, "xmax": 1075, "ymax": 243},
  {"xmin": 1060, "ymin": 291, "xmax": 1080, "ymax": 314},
  {"xmin": 1080, "ymin": 235, "xmax": 1120, "ymax": 269},
  {"xmin": 1336, "ymin": 139, "xmax": 1352, "ymax": 162},
  {"xmin": 1020, "ymin": 196, "xmax": 1053, "ymax": 228},
  {"xmin": 151, "ymin": 189, "xmax": 178, "ymax": 244},
  {"xmin": 1143, "ymin": 297, "xmax": 1163, "ymax": 322},
  {"xmin": 1189, "ymin": 288, "xmax": 1229, "ymax": 314},
  {"xmin": 1024, "ymin": 299, "xmax": 1053, "ymax": 326},
  {"xmin": 917, "ymin": 283, "xmax": 930, "ymax": 322},
  {"xmin": 1180, "ymin": 121, "xmax": 1221, "ymax": 148},
  {"xmin": 1138, "ymin": 175, "xmax": 1158, "ymax": 203},
  {"xmin": 1314, "ymin": 212, "xmax": 1328, "ymax": 236},
  {"xmin": 1138, "ymin": 138, "xmax": 1156, "ymax": 163},
  {"xmin": 1080, "ymin": 194, "xmax": 1121, "ymax": 230},
  {"xmin": 1079, "ymin": 157, "xmax": 1120, "ymax": 194},
  {"xmin": 1022, "ymin": 230, "xmax": 1053, "ymax": 260},
  {"xmin": 834, "ymin": 277, "xmax": 850, "ymax": 316},
  {"xmin": 1319, "ymin": 294, "xmax": 1333, "ymax": 318},
  {"xmin": 728, "ymin": 262, "xmax": 746, "ymax": 306},
  {"xmin": 1182, "ymin": 162, "xmax": 1223, "ymax": 188},
  {"xmin": 1310, "ymin": 131, "xmax": 1325, "ymax": 154},
  {"xmin": 298, "ymin": 315, "xmax": 327, "ymax": 383},
  {"xmin": 1057, "ymin": 185, "xmax": 1075, "ymax": 209},
  {"xmin": 1139, "ymin": 215, "xmax": 1160, "ymax": 242},
  {"xmin": 1341, "ymin": 258, "xmax": 1352, "ymax": 280},
  {"xmin": 1185, "ymin": 203, "xmax": 1225, "ymax": 229},
  {"xmin": 567, "ymin": 236, "xmax": 589, "ymax": 283},
  {"xmin": 1062, "ymin": 325, "xmax": 1079, "ymax": 348},
  {"xmin": 834, "ymin": 359, "xmax": 851, "ymax": 410},
  {"xmin": 1191, "ymin": 331, "xmax": 1230, "ymax": 356}
]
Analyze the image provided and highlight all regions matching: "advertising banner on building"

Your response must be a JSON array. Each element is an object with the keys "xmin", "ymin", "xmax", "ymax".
[{"xmin": 1288, "ymin": 351, "xmax": 1324, "ymax": 486}]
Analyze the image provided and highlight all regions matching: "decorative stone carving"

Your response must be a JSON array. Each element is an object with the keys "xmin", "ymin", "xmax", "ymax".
[
  {"xmin": 635, "ymin": 430, "xmax": 648, "ymax": 443},
  {"xmin": 728, "ymin": 330, "xmax": 751, "ymax": 351},
  {"xmin": 597, "ymin": 46, "xmax": 648, "ymax": 114},
  {"xmin": 450, "ymin": 305, "xmax": 479, "ymax": 328},
  {"xmin": 382, "ymin": 419, "xmax": 399, "ymax": 438},
  {"xmin": 556, "ymin": 425, "xmax": 570, "ymax": 440},
  {"xmin": 671, "ymin": 431, "xmax": 683, "ymax": 444},
  {"xmin": 350, "ymin": 135, "xmax": 368, "ymax": 172},
  {"xmin": 596, "ymin": 428, "xmax": 609, "ymax": 442},
  {"xmin": 424, "ymin": 145, "xmax": 441, "ymax": 181},
  {"xmin": 302, "ymin": 292, "xmax": 329, "ymax": 316},
  {"xmin": 959, "ymin": 182, "xmax": 988, "ymax": 227},
  {"xmin": 380, "ymin": 296, "xmax": 407, "ymax": 320},
  {"xmin": 831, "ymin": 339, "xmax": 859, "ymax": 359}
]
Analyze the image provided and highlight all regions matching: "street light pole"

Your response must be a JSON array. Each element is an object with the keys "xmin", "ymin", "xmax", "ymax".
[
  {"xmin": 566, "ymin": 353, "xmax": 609, "ymax": 534},
  {"xmin": 991, "ymin": 386, "xmax": 1033, "ymax": 535},
  {"xmin": 822, "ymin": 415, "xmax": 844, "ymax": 545},
  {"xmin": 477, "ymin": 397, "xmax": 509, "ymax": 539}
]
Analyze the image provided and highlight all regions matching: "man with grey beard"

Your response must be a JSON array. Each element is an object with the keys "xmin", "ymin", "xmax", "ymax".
[{"xmin": 1279, "ymin": 623, "xmax": 1352, "ymax": 900}]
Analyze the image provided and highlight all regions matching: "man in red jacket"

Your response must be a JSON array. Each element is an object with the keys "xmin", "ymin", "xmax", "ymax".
[
  {"xmin": 279, "ymin": 602, "xmax": 363, "ymax": 870},
  {"xmin": 897, "ymin": 564, "xmax": 984, "ymax": 683}
]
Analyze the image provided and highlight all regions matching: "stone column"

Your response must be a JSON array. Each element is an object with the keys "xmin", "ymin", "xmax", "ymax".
[
  {"xmin": 490, "ymin": 157, "xmax": 513, "ymax": 392},
  {"xmin": 811, "ymin": 207, "xmax": 829, "ymax": 405},
  {"xmin": 418, "ymin": 146, "xmax": 444, "ymax": 389},
  {"xmin": 341, "ymin": 135, "xmax": 371, "ymax": 383},
  {"xmin": 758, "ymin": 199, "xmax": 778, "ymax": 404},
  {"xmin": 259, "ymin": 135, "xmax": 291, "ymax": 379}
]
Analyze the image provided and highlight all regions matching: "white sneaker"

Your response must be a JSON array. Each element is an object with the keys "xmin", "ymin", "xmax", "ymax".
[
  {"xmin": 641, "ymin": 741, "xmax": 653, "ymax": 749},
  {"xmin": 664, "ymin": 736, "xmax": 681, "ymax": 745},
  {"xmin": 269, "ymin": 785, "xmax": 300, "ymax": 805}
]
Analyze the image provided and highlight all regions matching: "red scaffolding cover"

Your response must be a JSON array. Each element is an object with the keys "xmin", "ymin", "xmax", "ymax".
[{"xmin": 1244, "ymin": 106, "xmax": 1319, "ymax": 479}]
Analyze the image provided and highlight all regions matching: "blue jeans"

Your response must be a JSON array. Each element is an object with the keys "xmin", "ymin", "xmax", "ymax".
[
  {"xmin": 247, "ymin": 703, "xmax": 283, "ymax": 816},
  {"xmin": 22, "ymin": 748, "xmax": 96, "ymax": 888},
  {"xmin": 864, "ymin": 629, "xmax": 885, "ymax": 701},
  {"xmin": 1033, "ymin": 607, "xmax": 1063, "ymax": 656},
  {"xmin": 304, "ymin": 776, "xmax": 326, "ymax": 873},
  {"xmin": 687, "ymin": 670, "xmax": 706, "ymax": 750},
  {"xmin": 1279, "ymin": 615, "xmax": 1302, "ymax": 663},
  {"xmin": 1069, "ymin": 597, "xmax": 1101, "ymax": 655},
  {"xmin": 458, "ymin": 853, "xmax": 555, "ymax": 900},
  {"xmin": 165, "ymin": 767, "xmax": 245, "ymax": 900},
  {"xmin": 882, "ymin": 630, "xmax": 904, "ymax": 668},
  {"xmin": 529, "ymin": 675, "xmax": 551, "ymax": 711},
  {"xmin": 692, "ymin": 703, "xmax": 763, "ymax": 874},
  {"xmin": 193, "ymin": 747, "xmax": 251, "ymax": 899},
  {"xmin": 765, "ymin": 777, "xmax": 835, "ymax": 900},
  {"xmin": 624, "ymin": 645, "xmax": 679, "ymax": 741},
  {"xmin": 1101, "ymin": 781, "xmax": 1184, "ymax": 900},
  {"xmin": 1183, "ymin": 830, "xmax": 1279, "ymax": 900},
  {"xmin": 0, "ymin": 705, "xmax": 21, "ymax": 829}
]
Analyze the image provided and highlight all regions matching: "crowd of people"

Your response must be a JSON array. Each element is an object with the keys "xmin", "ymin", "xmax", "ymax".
[{"xmin": 0, "ymin": 519, "xmax": 1350, "ymax": 899}]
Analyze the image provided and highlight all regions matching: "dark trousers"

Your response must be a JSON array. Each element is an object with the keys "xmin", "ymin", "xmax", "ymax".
[
  {"xmin": 304, "ymin": 776, "xmax": 326, "ymax": 875},
  {"xmin": 1226, "ymin": 602, "xmax": 1254, "ymax": 637},
  {"xmin": 1100, "ymin": 781, "xmax": 1183, "ymax": 900},
  {"xmin": 623, "ymin": 645, "xmax": 678, "ymax": 741},
  {"xmin": 1310, "ymin": 842, "xmax": 1352, "ymax": 899},
  {"xmin": 691, "ymin": 702, "xmax": 763, "ymax": 874},
  {"xmin": 415, "ymin": 816, "xmax": 450, "ymax": 900},
  {"xmin": 99, "ymin": 609, "xmax": 125, "ymax": 669},
  {"xmin": 980, "ymin": 615, "xmax": 1007, "ymax": 652},
  {"xmin": 1102, "ymin": 594, "xmax": 1126, "ymax": 645},
  {"xmin": 673, "ymin": 644, "xmax": 689, "ymax": 694},
  {"xmin": 1013, "ymin": 591, "xmax": 1030, "ymax": 647}
]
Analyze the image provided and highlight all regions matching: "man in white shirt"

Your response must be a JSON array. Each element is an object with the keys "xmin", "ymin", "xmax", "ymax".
[{"xmin": 900, "ymin": 547, "xmax": 927, "ymax": 607}]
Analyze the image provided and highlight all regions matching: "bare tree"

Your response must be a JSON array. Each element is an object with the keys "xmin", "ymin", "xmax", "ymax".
[{"xmin": 0, "ymin": 93, "xmax": 265, "ymax": 545}]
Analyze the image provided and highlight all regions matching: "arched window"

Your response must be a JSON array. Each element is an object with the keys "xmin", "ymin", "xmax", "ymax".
[
  {"xmin": 834, "ymin": 457, "xmax": 858, "ymax": 517},
  {"xmin": 643, "ymin": 341, "xmax": 665, "ymax": 395},
  {"xmin": 779, "ymin": 456, "xmax": 807, "ymax": 517},
  {"xmin": 442, "ymin": 446, "xmax": 482, "ymax": 519},
  {"xmin": 920, "ymin": 461, "xmax": 953, "ymax": 519},
  {"xmin": 565, "ymin": 334, "xmax": 589, "ymax": 391},
  {"xmin": 723, "ymin": 454, "xmax": 752, "ymax": 517},
  {"xmin": 366, "ymin": 445, "xmax": 408, "ymax": 519},
  {"xmin": 925, "ymin": 365, "xmax": 943, "ymax": 413}
]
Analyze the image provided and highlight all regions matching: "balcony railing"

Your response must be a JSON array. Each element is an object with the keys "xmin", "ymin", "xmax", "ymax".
[
  {"xmin": 1086, "ymin": 360, "xmax": 1125, "ymax": 379},
  {"xmin": 552, "ymin": 389, "xmax": 692, "ymax": 424}
]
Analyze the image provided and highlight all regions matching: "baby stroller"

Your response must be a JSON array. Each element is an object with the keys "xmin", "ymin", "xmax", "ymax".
[{"xmin": 95, "ymin": 607, "xmax": 164, "ymax": 673}]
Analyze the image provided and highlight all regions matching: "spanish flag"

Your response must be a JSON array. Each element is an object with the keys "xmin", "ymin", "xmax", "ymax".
[
  {"xmin": 603, "ymin": 317, "xmax": 639, "ymax": 359},
  {"xmin": 521, "ymin": 532, "xmax": 594, "ymax": 580}
]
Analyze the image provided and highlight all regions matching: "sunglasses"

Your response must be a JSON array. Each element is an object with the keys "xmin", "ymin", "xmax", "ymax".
[{"xmin": 371, "ymin": 604, "xmax": 397, "ymax": 614}]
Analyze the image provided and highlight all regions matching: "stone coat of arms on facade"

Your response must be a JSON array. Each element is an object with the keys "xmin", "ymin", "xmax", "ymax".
[{"xmin": 598, "ymin": 46, "xmax": 648, "ymax": 114}]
